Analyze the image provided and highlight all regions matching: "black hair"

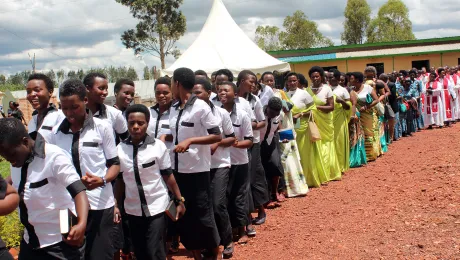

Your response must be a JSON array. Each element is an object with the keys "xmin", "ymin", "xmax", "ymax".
[
  {"xmin": 173, "ymin": 67, "xmax": 195, "ymax": 90},
  {"xmin": 194, "ymin": 70, "xmax": 208, "ymax": 79},
  {"xmin": 350, "ymin": 72, "xmax": 364, "ymax": 83},
  {"xmin": 261, "ymin": 71, "xmax": 274, "ymax": 82},
  {"xmin": 267, "ymin": 97, "xmax": 282, "ymax": 112},
  {"xmin": 308, "ymin": 66, "xmax": 325, "ymax": 78},
  {"xmin": 9, "ymin": 101, "xmax": 19, "ymax": 107},
  {"xmin": 399, "ymin": 70, "xmax": 408, "ymax": 77},
  {"xmin": 284, "ymin": 72, "xmax": 298, "ymax": 80},
  {"xmin": 59, "ymin": 79, "xmax": 87, "ymax": 101},
  {"xmin": 211, "ymin": 71, "xmax": 217, "ymax": 77},
  {"xmin": 125, "ymin": 104, "xmax": 151, "ymax": 123},
  {"xmin": 215, "ymin": 69, "xmax": 234, "ymax": 82},
  {"xmin": 83, "ymin": 72, "xmax": 107, "ymax": 89},
  {"xmin": 154, "ymin": 77, "xmax": 171, "ymax": 89},
  {"xmin": 220, "ymin": 81, "xmax": 238, "ymax": 93},
  {"xmin": 28, "ymin": 73, "xmax": 54, "ymax": 93},
  {"xmin": 409, "ymin": 69, "xmax": 417, "ymax": 75},
  {"xmin": 331, "ymin": 69, "xmax": 341, "ymax": 79},
  {"xmin": 376, "ymin": 81, "xmax": 385, "ymax": 89},
  {"xmin": 430, "ymin": 72, "xmax": 437, "ymax": 78},
  {"xmin": 388, "ymin": 74, "xmax": 396, "ymax": 83},
  {"xmin": 195, "ymin": 78, "xmax": 212, "ymax": 92},
  {"xmin": 114, "ymin": 78, "xmax": 135, "ymax": 94},
  {"xmin": 0, "ymin": 118, "xmax": 29, "ymax": 147},
  {"xmin": 236, "ymin": 70, "xmax": 256, "ymax": 88},
  {"xmin": 437, "ymin": 67, "xmax": 445, "ymax": 75},
  {"xmin": 379, "ymin": 73, "xmax": 389, "ymax": 82},
  {"xmin": 297, "ymin": 73, "xmax": 308, "ymax": 87}
]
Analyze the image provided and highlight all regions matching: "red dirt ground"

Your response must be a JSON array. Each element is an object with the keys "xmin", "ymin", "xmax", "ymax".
[{"xmin": 170, "ymin": 124, "xmax": 460, "ymax": 260}]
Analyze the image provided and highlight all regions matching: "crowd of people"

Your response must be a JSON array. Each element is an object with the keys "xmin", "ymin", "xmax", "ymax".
[{"xmin": 0, "ymin": 64, "xmax": 458, "ymax": 260}]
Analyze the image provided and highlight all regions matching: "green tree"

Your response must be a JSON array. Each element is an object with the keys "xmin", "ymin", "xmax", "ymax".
[
  {"xmin": 341, "ymin": 0, "xmax": 371, "ymax": 44},
  {"xmin": 254, "ymin": 25, "xmax": 284, "ymax": 51},
  {"xmin": 0, "ymin": 75, "xmax": 6, "ymax": 85},
  {"xmin": 116, "ymin": 0, "xmax": 187, "ymax": 69},
  {"xmin": 77, "ymin": 69, "xmax": 85, "ymax": 80},
  {"xmin": 7, "ymin": 73, "xmax": 23, "ymax": 86},
  {"xmin": 366, "ymin": 0, "xmax": 416, "ymax": 43},
  {"xmin": 143, "ymin": 66, "xmax": 151, "ymax": 80},
  {"xmin": 282, "ymin": 11, "xmax": 333, "ymax": 49},
  {"xmin": 126, "ymin": 67, "xmax": 139, "ymax": 81},
  {"xmin": 117, "ymin": 67, "xmax": 128, "ymax": 80},
  {"xmin": 171, "ymin": 48, "xmax": 181, "ymax": 60},
  {"xmin": 67, "ymin": 70, "xmax": 77, "ymax": 79},
  {"xmin": 56, "ymin": 69, "xmax": 65, "ymax": 84}
]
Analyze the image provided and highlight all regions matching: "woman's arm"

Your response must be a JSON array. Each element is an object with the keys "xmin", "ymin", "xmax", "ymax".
[
  {"xmin": 0, "ymin": 183, "xmax": 19, "ymax": 216},
  {"xmin": 317, "ymin": 96, "xmax": 334, "ymax": 113}
]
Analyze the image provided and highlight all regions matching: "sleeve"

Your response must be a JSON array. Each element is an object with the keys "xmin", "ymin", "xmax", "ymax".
[
  {"xmin": 158, "ymin": 142, "xmax": 172, "ymax": 176},
  {"xmin": 326, "ymin": 87, "xmax": 333, "ymax": 99},
  {"xmin": 342, "ymin": 88, "xmax": 350, "ymax": 100},
  {"xmin": 200, "ymin": 105, "xmax": 221, "ymax": 135},
  {"xmin": 0, "ymin": 176, "xmax": 7, "ymax": 200},
  {"xmin": 448, "ymin": 81, "xmax": 457, "ymax": 99},
  {"xmin": 101, "ymin": 122, "xmax": 120, "ymax": 166},
  {"xmin": 52, "ymin": 152, "xmax": 86, "ymax": 198},
  {"xmin": 241, "ymin": 113, "xmax": 253, "ymax": 140},
  {"xmin": 221, "ymin": 111, "xmax": 235, "ymax": 137},
  {"xmin": 304, "ymin": 91, "xmax": 314, "ymax": 107},
  {"xmin": 254, "ymin": 100, "xmax": 265, "ymax": 122},
  {"xmin": 114, "ymin": 110, "xmax": 129, "ymax": 139}
]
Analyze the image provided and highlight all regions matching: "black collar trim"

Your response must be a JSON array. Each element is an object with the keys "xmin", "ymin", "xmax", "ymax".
[
  {"xmin": 57, "ymin": 110, "xmax": 95, "ymax": 134},
  {"xmin": 172, "ymin": 95, "xmax": 197, "ymax": 110},
  {"xmin": 123, "ymin": 134, "xmax": 155, "ymax": 148}
]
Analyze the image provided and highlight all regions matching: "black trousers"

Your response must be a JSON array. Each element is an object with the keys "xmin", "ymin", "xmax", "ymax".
[
  {"xmin": 19, "ymin": 240, "xmax": 85, "ymax": 260},
  {"xmin": 210, "ymin": 168, "xmax": 232, "ymax": 246},
  {"xmin": 249, "ymin": 143, "xmax": 269, "ymax": 209},
  {"xmin": 261, "ymin": 139, "xmax": 285, "ymax": 197},
  {"xmin": 227, "ymin": 164, "xmax": 249, "ymax": 228},
  {"xmin": 0, "ymin": 249, "xmax": 12, "ymax": 260},
  {"xmin": 174, "ymin": 171, "xmax": 220, "ymax": 250},
  {"xmin": 85, "ymin": 207, "xmax": 115, "ymax": 260},
  {"xmin": 127, "ymin": 213, "xmax": 166, "ymax": 260}
]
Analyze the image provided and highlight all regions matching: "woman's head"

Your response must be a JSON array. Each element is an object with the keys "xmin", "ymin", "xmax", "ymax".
[
  {"xmin": 114, "ymin": 78, "xmax": 135, "ymax": 110},
  {"xmin": 218, "ymin": 81, "xmax": 238, "ymax": 105},
  {"xmin": 172, "ymin": 67, "xmax": 195, "ymax": 99},
  {"xmin": 237, "ymin": 70, "xmax": 256, "ymax": 94},
  {"xmin": 9, "ymin": 101, "xmax": 18, "ymax": 109},
  {"xmin": 125, "ymin": 104, "xmax": 150, "ymax": 142},
  {"xmin": 285, "ymin": 72, "xmax": 299, "ymax": 91},
  {"xmin": 364, "ymin": 66, "xmax": 377, "ymax": 79},
  {"xmin": 265, "ymin": 97, "xmax": 282, "ymax": 119},
  {"xmin": 308, "ymin": 66, "xmax": 325, "ymax": 87},
  {"xmin": 193, "ymin": 78, "xmax": 212, "ymax": 102},
  {"xmin": 349, "ymin": 72, "xmax": 364, "ymax": 87},
  {"xmin": 215, "ymin": 69, "xmax": 234, "ymax": 87},
  {"xmin": 297, "ymin": 73, "xmax": 308, "ymax": 89},
  {"xmin": 154, "ymin": 77, "xmax": 173, "ymax": 108},
  {"xmin": 429, "ymin": 72, "xmax": 437, "ymax": 82},
  {"xmin": 83, "ymin": 72, "xmax": 108, "ymax": 105},
  {"xmin": 26, "ymin": 73, "xmax": 54, "ymax": 111},
  {"xmin": 261, "ymin": 72, "xmax": 275, "ymax": 88}
]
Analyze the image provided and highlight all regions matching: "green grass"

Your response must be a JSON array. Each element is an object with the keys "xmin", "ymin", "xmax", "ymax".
[
  {"xmin": 0, "ymin": 157, "xmax": 21, "ymax": 249},
  {"xmin": 0, "ymin": 158, "xmax": 10, "ymax": 178}
]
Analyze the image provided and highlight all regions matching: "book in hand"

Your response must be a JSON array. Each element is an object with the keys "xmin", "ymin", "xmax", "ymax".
[
  {"xmin": 165, "ymin": 200, "xmax": 177, "ymax": 222},
  {"xmin": 60, "ymin": 209, "xmax": 77, "ymax": 236},
  {"xmin": 278, "ymin": 128, "xmax": 295, "ymax": 141}
]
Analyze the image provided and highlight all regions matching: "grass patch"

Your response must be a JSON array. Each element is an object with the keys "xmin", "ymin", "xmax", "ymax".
[{"xmin": 0, "ymin": 158, "xmax": 10, "ymax": 178}]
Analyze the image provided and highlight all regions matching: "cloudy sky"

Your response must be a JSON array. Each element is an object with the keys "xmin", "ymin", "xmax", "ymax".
[{"xmin": 1, "ymin": 0, "xmax": 460, "ymax": 78}]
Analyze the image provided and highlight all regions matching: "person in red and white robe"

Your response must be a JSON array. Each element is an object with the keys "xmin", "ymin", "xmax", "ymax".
[
  {"xmin": 437, "ymin": 68, "xmax": 456, "ymax": 126},
  {"xmin": 450, "ymin": 67, "xmax": 460, "ymax": 121},
  {"xmin": 424, "ymin": 72, "xmax": 444, "ymax": 128}
]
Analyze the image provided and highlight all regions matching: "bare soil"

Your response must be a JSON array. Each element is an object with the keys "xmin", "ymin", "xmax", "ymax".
[{"xmin": 171, "ymin": 125, "xmax": 460, "ymax": 260}]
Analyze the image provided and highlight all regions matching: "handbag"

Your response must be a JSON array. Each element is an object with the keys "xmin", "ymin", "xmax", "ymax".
[
  {"xmin": 399, "ymin": 102, "xmax": 407, "ymax": 113},
  {"xmin": 308, "ymin": 113, "xmax": 321, "ymax": 142}
]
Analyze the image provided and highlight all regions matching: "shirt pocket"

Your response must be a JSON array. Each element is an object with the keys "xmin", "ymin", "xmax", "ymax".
[{"xmin": 180, "ymin": 121, "xmax": 194, "ymax": 127}]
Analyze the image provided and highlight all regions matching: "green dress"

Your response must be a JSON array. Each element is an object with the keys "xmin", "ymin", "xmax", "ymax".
[{"xmin": 333, "ymin": 96, "xmax": 352, "ymax": 173}]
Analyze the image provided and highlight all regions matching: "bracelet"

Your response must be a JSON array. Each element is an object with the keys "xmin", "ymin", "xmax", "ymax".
[
  {"xmin": 173, "ymin": 196, "xmax": 185, "ymax": 205},
  {"xmin": 101, "ymin": 177, "xmax": 107, "ymax": 188}
]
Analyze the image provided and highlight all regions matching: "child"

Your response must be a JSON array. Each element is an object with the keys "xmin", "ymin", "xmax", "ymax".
[
  {"xmin": 115, "ymin": 104, "xmax": 185, "ymax": 260},
  {"xmin": 47, "ymin": 79, "xmax": 120, "ymax": 260},
  {"xmin": 218, "ymin": 81, "xmax": 254, "ymax": 244},
  {"xmin": 0, "ymin": 118, "xmax": 88, "ymax": 259}
]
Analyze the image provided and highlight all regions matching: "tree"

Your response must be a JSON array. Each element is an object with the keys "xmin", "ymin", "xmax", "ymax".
[
  {"xmin": 171, "ymin": 48, "xmax": 181, "ymax": 60},
  {"xmin": 7, "ymin": 73, "xmax": 24, "ymax": 86},
  {"xmin": 341, "ymin": 0, "xmax": 371, "ymax": 44},
  {"xmin": 76, "ymin": 69, "xmax": 85, "ymax": 80},
  {"xmin": 0, "ymin": 75, "xmax": 6, "ymax": 85},
  {"xmin": 126, "ymin": 67, "xmax": 139, "ymax": 81},
  {"xmin": 56, "ymin": 69, "xmax": 65, "ymax": 84},
  {"xmin": 67, "ymin": 70, "xmax": 77, "ymax": 79},
  {"xmin": 282, "ymin": 11, "xmax": 333, "ymax": 49},
  {"xmin": 116, "ymin": 0, "xmax": 187, "ymax": 69},
  {"xmin": 143, "ymin": 66, "xmax": 151, "ymax": 80},
  {"xmin": 254, "ymin": 25, "xmax": 284, "ymax": 51},
  {"xmin": 366, "ymin": 0, "xmax": 415, "ymax": 43}
]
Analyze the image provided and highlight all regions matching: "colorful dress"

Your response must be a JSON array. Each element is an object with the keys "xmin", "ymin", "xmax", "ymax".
[
  {"xmin": 332, "ymin": 86, "xmax": 352, "ymax": 173},
  {"xmin": 273, "ymin": 89, "xmax": 309, "ymax": 197},
  {"xmin": 348, "ymin": 101, "xmax": 367, "ymax": 168}
]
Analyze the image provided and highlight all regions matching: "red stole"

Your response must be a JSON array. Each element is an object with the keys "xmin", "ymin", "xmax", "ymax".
[
  {"xmin": 426, "ymin": 81, "xmax": 438, "ymax": 115},
  {"xmin": 441, "ymin": 78, "xmax": 452, "ymax": 120},
  {"xmin": 453, "ymin": 75, "xmax": 458, "ymax": 85}
]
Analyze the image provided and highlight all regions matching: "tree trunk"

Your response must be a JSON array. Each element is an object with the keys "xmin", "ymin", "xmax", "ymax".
[{"xmin": 158, "ymin": 6, "xmax": 166, "ymax": 69}]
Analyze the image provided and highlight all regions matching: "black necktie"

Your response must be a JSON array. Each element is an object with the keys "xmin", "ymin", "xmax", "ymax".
[{"xmin": 263, "ymin": 118, "xmax": 272, "ymax": 142}]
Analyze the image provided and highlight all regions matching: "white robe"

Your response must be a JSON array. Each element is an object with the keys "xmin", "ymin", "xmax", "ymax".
[
  {"xmin": 424, "ymin": 81, "xmax": 444, "ymax": 127},
  {"xmin": 452, "ymin": 74, "xmax": 460, "ymax": 120},
  {"xmin": 438, "ymin": 77, "xmax": 456, "ymax": 122}
]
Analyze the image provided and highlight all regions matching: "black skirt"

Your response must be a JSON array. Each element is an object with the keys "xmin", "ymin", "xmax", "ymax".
[
  {"xmin": 174, "ymin": 171, "xmax": 220, "ymax": 250},
  {"xmin": 249, "ymin": 143, "xmax": 269, "ymax": 209}
]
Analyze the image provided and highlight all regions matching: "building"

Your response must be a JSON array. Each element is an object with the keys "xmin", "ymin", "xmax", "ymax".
[{"xmin": 268, "ymin": 36, "xmax": 460, "ymax": 77}]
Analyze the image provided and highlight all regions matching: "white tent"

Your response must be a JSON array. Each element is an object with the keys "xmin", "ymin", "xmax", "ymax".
[{"xmin": 162, "ymin": 0, "xmax": 290, "ymax": 76}]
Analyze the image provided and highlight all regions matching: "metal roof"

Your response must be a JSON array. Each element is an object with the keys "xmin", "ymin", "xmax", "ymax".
[{"xmin": 279, "ymin": 53, "xmax": 337, "ymax": 63}]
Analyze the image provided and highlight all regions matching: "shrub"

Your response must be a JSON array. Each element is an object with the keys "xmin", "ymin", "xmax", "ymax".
[{"xmin": 0, "ymin": 210, "xmax": 22, "ymax": 248}]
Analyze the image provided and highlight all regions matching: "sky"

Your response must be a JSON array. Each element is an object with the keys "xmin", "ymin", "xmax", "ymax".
[{"xmin": 1, "ymin": 0, "xmax": 460, "ymax": 78}]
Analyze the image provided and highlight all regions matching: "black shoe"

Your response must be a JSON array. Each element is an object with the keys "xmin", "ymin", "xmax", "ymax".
[
  {"xmin": 246, "ymin": 226, "xmax": 256, "ymax": 237},
  {"xmin": 223, "ymin": 245, "xmax": 234, "ymax": 259},
  {"xmin": 252, "ymin": 216, "xmax": 266, "ymax": 225}
]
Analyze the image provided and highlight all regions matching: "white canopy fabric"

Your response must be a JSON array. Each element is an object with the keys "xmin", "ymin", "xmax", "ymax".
[{"xmin": 162, "ymin": 0, "xmax": 290, "ymax": 76}]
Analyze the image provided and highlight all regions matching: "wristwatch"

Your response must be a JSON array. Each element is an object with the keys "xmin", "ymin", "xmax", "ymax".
[
  {"xmin": 174, "ymin": 196, "xmax": 185, "ymax": 205},
  {"xmin": 101, "ymin": 177, "xmax": 107, "ymax": 188}
]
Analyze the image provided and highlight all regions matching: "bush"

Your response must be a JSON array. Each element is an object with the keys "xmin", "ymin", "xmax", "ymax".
[{"xmin": 0, "ymin": 211, "xmax": 22, "ymax": 248}]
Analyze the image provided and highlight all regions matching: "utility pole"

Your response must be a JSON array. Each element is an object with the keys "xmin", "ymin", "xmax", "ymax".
[{"xmin": 28, "ymin": 53, "xmax": 36, "ymax": 73}]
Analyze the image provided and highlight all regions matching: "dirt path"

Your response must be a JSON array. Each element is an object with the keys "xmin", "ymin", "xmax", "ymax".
[{"xmin": 172, "ymin": 125, "xmax": 460, "ymax": 260}]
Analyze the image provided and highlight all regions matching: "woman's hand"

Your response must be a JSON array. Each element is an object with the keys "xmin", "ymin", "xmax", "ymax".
[{"xmin": 359, "ymin": 105, "xmax": 367, "ymax": 112}]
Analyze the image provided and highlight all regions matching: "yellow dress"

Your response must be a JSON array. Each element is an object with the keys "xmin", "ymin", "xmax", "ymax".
[{"xmin": 332, "ymin": 96, "xmax": 352, "ymax": 173}]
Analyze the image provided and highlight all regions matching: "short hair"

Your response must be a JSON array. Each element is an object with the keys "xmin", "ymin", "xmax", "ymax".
[
  {"xmin": 28, "ymin": 73, "xmax": 54, "ymax": 93},
  {"xmin": 297, "ymin": 73, "xmax": 308, "ymax": 87},
  {"xmin": 350, "ymin": 72, "xmax": 364, "ymax": 83},
  {"xmin": 364, "ymin": 66, "xmax": 377, "ymax": 75},
  {"xmin": 388, "ymin": 74, "xmax": 396, "ymax": 83},
  {"xmin": 237, "ymin": 70, "xmax": 256, "ymax": 87},
  {"xmin": 154, "ymin": 77, "xmax": 171, "ymax": 89},
  {"xmin": 430, "ymin": 72, "xmax": 437, "ymax": 78},
  {"xmin": 216, "ymin": 69, "xmax": 234, "ymax": 82},
  {"xmin": 219, "ymin": 81, "xmax": 238, "ymax": 93},
  {"xmin": 331, "ymin": 69, "xmax": 341, "ymax": 79},
  {"xmin": 437, "ymin": 67, "xmax": 445, "ymax": 75},
  {"xmin": 114, "ymin": 78, "xmax": 135, "ymax": 94},
  {"xmin": 399, "ymin": 70, "xmax": 408, "ymax": 77},
  {"xmin": 376, "ymin": 81, "xmax": 385, "ymax": 89},
  {"xmin": 267, "ymin": 97, "xmax": 282, "ymax": 111},
  {"xmin": 125, "ymin": 104, "xmax": 151, "ymax": 123},
  {"xmin": 379, "ymin": 73, "xmax": 389, "ymax": 82},
  {"xmin": 284, "ymin": 72, "xmax": 298, "ymax": 80},
  {"xmin": 195, "ymin": 78, "xmax": 212, "ymax": 92},
  {"xmin": 173, "ymin": 67, "xmax": 195, "ymax": 90},
  {"xmin": 59, "ymin": 79, "xmax": 87, "ymax": 101},
  {"xmin": 83, "ymin": 72, "xmax": 107, "ymax": 89},
  {"xmin": 308, "ymin": 66, "xmax": 325, "ymax": 78},
  {"xmin": 211, "ymin": 71, "xmax": 217, "ymax": 77},
  {"xmin": 194, "ymin": 70, "xmax": 208, "ymax": 79},
  {"xmin": 0, "ymin": 118, "xmax": 29, "ymax": 147},
  {"xmin": 261, "ymin": 71, "xmax": 274, "ymax": 82},
  {"xmin": 409, "ymin": 69, "xmax": 417, "ymax": 75}
]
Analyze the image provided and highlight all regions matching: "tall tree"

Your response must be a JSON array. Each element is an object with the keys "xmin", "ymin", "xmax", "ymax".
[
  {"xmin": 282, "ymin": 11, "xmax": 333, "ymax": 49},
  {"xmin": 116, "ymin": 0, "xmax": 187, "ymax": 69},
  {"xmin": 67, "ymin": 70, "xmax": 77, "ymax": 79},
  {"xmin": 143, "ymin": 66, "xmax": 151, "ymax": 80},
  {"xmin": 77, "ymin": 69, "xmax": 85, "ymax": 80},
  {"xmin": 254, "ymin": 25, "xmax": 284, "ymax": 51},
  {"xmin": 0, "ymin": 75, "xmax": 6, "ymax": 85},
  {"xmin": 366, "ymin": 0, "xmax": 415, "ymax": 43},
  {"xmin": 341, "ymin": 0, "xmax": 371, "ymax": 44},
  {"xmin": 126, "ymin": 67, "xmax": 139, "ymax": 81},
  {"xmin": 56, "ymin": 69, "xmax": 65, "ymax": 84}
]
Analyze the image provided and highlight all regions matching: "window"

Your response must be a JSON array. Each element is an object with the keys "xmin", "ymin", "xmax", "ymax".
[
  {"xmin": 366, "ymin": 63, "xmax": 384, "ymax": 76},
  {"xmin": 458, "ymin": 58, "xmax": 460, "ymax": 66},
  {"xmin": 412, "ymin": 60, "xmax": 430, "ymax": 70},
  {"xmin": 321, "ymin": 66, "xmax": 338, "ymax": 72}
]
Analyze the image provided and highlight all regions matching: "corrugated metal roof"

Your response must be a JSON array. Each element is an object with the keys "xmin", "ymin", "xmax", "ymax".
[{"xmin": 279, "ymin": 53, "xmax": 337, "ymax": 63}]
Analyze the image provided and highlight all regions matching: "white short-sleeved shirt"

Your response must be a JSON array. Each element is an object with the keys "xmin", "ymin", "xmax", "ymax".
[
  {"xmin": 11, "ymin": 136, "xmax": 86, "ymax": 248},
  {"xmin": 27, "ymin": 104, "xmax": 65, "ymax": 141},
  {"xmin": 331, "ymin": 85, "xmax": 351, "ymax": 100},
  {"xmin": 288, "ymin": 88, "xmax": 314, "ymax": 110},
  {"xmin": 212, "ymin": 96, "xmax": 256, "ymax": 121},
  {"xmin": 357, "ymin": 84, "xmax": 375, "ymax": 102},
  {"xmin": 47, "ymin": 115, "xmax": 119, "ymax": 210},
  {"xmin": 210, "ymin": 104, "xmax": 234, "ymax": 169},
  {"xmin": 260, "ymin": 114, "xmax": 282, "ymax": 145},
  {"xmin": 94, "ymin": 104, "xmax": 129, "ymax": 138},
  {"xmin": 244, "ymin": 94, "xmax": 265, "ymax": 144},
  {"xmin": 226, "ymin": 105, "xmax": 253, "ymax": 165},
  {"xmin": 258, "ymin": 84, "xmax": 274, "ymax": 107},
  {"xmin": 313, "ymin": 85, "xmax": 334, "ymax": 103},
  {"xmin": 118, "ymin": 135, "xmax": 172, "ymax": 217},
  {"xmin": 147, "ymin": 104, "xmax": 173, "ymax": 149},
  {"xmin": 169, "ymin": 96, "xmax": 221, "ymax": 173}
]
